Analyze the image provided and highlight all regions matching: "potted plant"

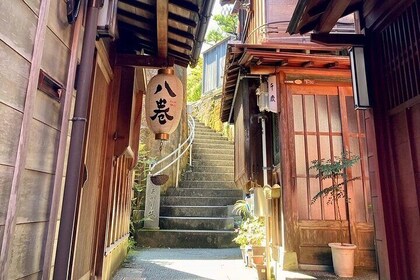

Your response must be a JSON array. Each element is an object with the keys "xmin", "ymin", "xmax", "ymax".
[
  {"xmin": 310, "ymin": 151, "xmax": 360, "ymax": 277},
  {"xmin": 232, "ymin": 200, "xmax": 266, "ymax": 267},
  {"xmin": 232, "ymin": 200, "xmax": 252, "ymax": 264}
]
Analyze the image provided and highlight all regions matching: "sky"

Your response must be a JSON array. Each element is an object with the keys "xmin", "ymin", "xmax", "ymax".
[{"xmin": 201, "ymin": 1, "xmax": 223, "ymax": 53}]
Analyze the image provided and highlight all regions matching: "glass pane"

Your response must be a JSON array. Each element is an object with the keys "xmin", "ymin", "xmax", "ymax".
[
  {"xmin": 322, "ymin": 178, "xmax": 335, "ymax": 220},
  {"xmin": 332, "ymin": 136, "xmax": 343, "ymax": 157},
  {"xmin": 310, "ymin": 178, "xmax": 321, "ymax": 219},
  {"xmin": 350, "ymin": 138, "xmax": 362, "ymax": 178},
  {"xmin": 295, "ymin": 135, "xmax": 306, "ymax": 176},
  {"xmin": 305, "ymin": 95, "xmax": 316, "ymax": 132},
  {"xmin": 293, "ymin": 95, "xmax": 303, "ymax": 132},
  {"xmin": 307, "ymin": 136, "xmax": 318, "ymax": 176},
  {"xmin": 329, "ymin": 96, "xmax": 342, "ymax": 132},
  {"xmin": 297, "ymin": 178, "xmax": 308, "ymax": 220},
  {"xmin": 346, "ymin": 96, "xmax": 358, "ymax": 133},
  {"xmin": 319, "ymin": 136, "xmax": 331, "ymax": 160},
  {"xmin": 317, "ymin": 95, "xmax": 329, "ymax": 132},
  {"xmin": 353, "ymin": 179, "xmax": 366, "ymax": 222}
]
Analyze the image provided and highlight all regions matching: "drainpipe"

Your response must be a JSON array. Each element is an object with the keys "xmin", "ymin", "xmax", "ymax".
[
  {"xmin": 53, "ymin": 0, "xmax": 103, "ymax": 278},
  {"xmin": 190, "ymin": 0, "xmax": 215, "ymax": 67}
]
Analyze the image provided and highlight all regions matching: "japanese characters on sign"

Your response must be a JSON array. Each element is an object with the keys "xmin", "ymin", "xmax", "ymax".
[{"xmin": 145, "ymin": 68, "xmax": 183, "ymax": 140}]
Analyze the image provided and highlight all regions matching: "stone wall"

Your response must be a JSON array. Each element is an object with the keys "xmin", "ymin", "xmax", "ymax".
[{"xmin": 190, "ymin": 90, "xmax": 234, "ymax": 142}]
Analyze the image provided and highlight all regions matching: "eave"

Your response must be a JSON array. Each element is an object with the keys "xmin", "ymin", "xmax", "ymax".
[
  {"xmin": 116, "ymin": 0, "xmax": 215, "ymax": 68},
  {"xmin": 220, "ymin": 42, "xmax": 351, "ymax": 123}
]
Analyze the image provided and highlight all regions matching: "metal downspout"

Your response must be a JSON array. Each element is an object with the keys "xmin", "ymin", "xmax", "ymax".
[
  {"xmin": 190, "ymin": 0, "xmax": 215, "ymax": 67},
  {"xmin": 53, "ymin": 0, "xmax": 102, "ymax": 278}
]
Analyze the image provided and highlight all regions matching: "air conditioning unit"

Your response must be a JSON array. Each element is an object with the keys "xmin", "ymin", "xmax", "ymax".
[{"xmin": 97, "ymin": 0, "xmax": 118, "ymax": 39}]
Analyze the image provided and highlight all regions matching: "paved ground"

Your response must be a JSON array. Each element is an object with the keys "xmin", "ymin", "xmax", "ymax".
[{"xmin": 112, "ymin": 248, "xmax": 378, "ymax": 280}]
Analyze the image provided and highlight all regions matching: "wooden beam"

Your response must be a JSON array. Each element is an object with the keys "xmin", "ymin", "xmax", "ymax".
[
  {"xmin": 301, "ymin": 61, "xmax": 314, "ymax": 67},
  {"xmin": 119, "ymin": 0, "xmax": 155, "ymax": 13},
  {"xmin": 117, "ymin": 8, "xmax": 155, "ymax": 27},
  {"xmin": 168, "ymin": 12, "xmax": 197, "ymax": 28},
  {"xmin": 316, "ymin": 0, "xmax": 351, "ymax": 33},
  {"xmin": 169, "ymin": 0, "xmax": 199, "ymax": 13},
  {"xmin": 325, "ymin": 61, "xmax": 339, "ymax": 68},
  {"xmin": 168, "ymin": 26, "xmax": 195, "ymax": 40},
  {"xmin": 311, "ymin": 33, "xmax": 365, "ymax": 47},
  {"xmin": 115, "ymin": 54, "xmax": 174, "ymax": 68},
  {"xmin": 0, "ymin": 0, "xmax": 52, "ymax": 276},
  {"xmin": 157, "ymin": 0, "xmax": 168, "ymax": 58},
  {"xmin": 168, "ymin": 48, "xmax": 190, "ymax": 61},
  {"xmin": 118, "ymin": 21, "xmax": 155, "ymax": 42},
  {"xmin": 168, "ymin": 38, "xmax": 192, "ymax": 51}
]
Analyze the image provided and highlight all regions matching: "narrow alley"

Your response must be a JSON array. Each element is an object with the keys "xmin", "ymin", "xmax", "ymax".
[{"xmin": 112, "ymin": 248, "xmax": 378, "ymax": 280}]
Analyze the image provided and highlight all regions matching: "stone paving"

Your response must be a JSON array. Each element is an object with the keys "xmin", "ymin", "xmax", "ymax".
[{"xmin": 112, "ymin": 248, "xmax": 378, "ymax": 280}]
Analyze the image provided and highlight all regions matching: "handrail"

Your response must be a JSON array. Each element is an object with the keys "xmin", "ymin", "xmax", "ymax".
[{"xmin": 149, "ymin": 115, "xmax": 195, "ymax": 176}]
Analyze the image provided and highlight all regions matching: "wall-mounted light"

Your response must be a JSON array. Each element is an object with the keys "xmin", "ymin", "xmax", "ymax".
[
  {"xmin": 256, "ymin": 80, "xmax": 269, "ymax": 112},
  {"xmin": 349, "ymin": 46, "xmax": 370, "ymax": 109}
]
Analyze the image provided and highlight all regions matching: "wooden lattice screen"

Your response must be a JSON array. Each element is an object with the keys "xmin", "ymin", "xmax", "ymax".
[{"xmin": 379, "ymin": 0, "xmax": 420, "ymax": 110}]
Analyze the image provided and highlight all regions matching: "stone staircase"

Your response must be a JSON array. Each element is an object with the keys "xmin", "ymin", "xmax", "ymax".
[{"xmin": 137, "ymin": 119, "xmax": 243, "ymax": 248}]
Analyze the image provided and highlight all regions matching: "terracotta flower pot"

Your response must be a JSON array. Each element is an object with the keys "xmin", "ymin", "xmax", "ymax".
[
  {"xmin": 252, "ymin": 255, "xmax": 265, "ymax": 266},
  {"xmin": 329, "ymin": 243, "xmax": 357, "ymax": 277}
]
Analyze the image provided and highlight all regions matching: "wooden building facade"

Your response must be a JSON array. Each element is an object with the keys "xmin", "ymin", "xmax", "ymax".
[
  {"xmin": 221, "ymin": 0, "xmax": 376, "ymax": 272},
  {"xmin": 0, "ymin": 0, "xmax": 213, "ymax": 279},
  {"xmin": 288, "ymin": 0, "xmax": 420, "ymax": 279}
]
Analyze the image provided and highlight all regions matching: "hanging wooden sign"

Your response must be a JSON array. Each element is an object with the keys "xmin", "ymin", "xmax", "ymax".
[{"xmin": 145, "ymin": 68, "xmax": 183, "ymax": 140}]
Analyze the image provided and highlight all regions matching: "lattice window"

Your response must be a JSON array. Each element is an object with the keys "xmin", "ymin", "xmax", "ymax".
[{"xmin": 379, "ymin": 1, "xmax": 420, "ymax": 110}]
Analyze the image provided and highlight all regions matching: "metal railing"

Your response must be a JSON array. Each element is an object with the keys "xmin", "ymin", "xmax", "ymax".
[{"xmin": 149, "ymin": 115, "xmax": 195, "ymax": 186}]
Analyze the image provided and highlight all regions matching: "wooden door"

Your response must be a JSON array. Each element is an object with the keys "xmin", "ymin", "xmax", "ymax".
[
  {"xmin": 71, "ymin": 52, "xmax": 112, "ymax": 279},
  {"xmin": 288, "ymin": 84, "xmax": 375, "ymax": 268}
]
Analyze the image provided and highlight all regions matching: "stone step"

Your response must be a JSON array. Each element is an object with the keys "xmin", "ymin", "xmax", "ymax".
[
  {"xmin": 191, "ymin": 159, "xmax": 234, "ymax": 167},
  {"xmin": 159, "ymin": 216, "xmax": 235, "ymax": 230},
  {"xmin": 194, "ymin": 131, "xmax": 223, "ymax": 137},
  {"xmin": 194, "ymin": 134, "xmax": 227, "ymax": 140},
  {"xmin": 194, "ymin": 138, "xmax": 233, "ymax": 145},
  {"xmin": 136, "ymin": 229, "xmax": 237, "ymax": 248},
  {"xmin": 179, "ymin": 181, "xmax": 236, "ymax": 189},
  {"xmin": 194, "ymin": 126, "xmax": 217, "ymax": 132},
  {"xmin": 193, "ymin": 147, "xmax": 234, "ymax": 155},
  {"xmin": 183, "ymin": 172, "xmax": 234, "ymax": 181},
  {"xmin": 161, "ymin": 196, "xmax": 238, "ymax": 206},
  {"xmin": 193, "ymin": 142, "xmax": 234, "ymax": 149},
  {"xmin": 160, "ymin": 205, "xmax": 230, "ymax": 217},
  {"xmin": 192, "ymin": 153, "xmax": 234, "ymax": 161},
  {"xmin": 166, "ymin": 187, "xmax": 242, "ymax": 197},
  {"xmin": 189, "ymin": 165, "xmax": 234, "ymax": 173}
]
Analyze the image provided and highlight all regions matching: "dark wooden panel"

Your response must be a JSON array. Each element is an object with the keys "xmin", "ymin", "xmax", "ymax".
[{"xmin": 114, "ymin": 67, "xmax": 135, "ymax": 158}]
